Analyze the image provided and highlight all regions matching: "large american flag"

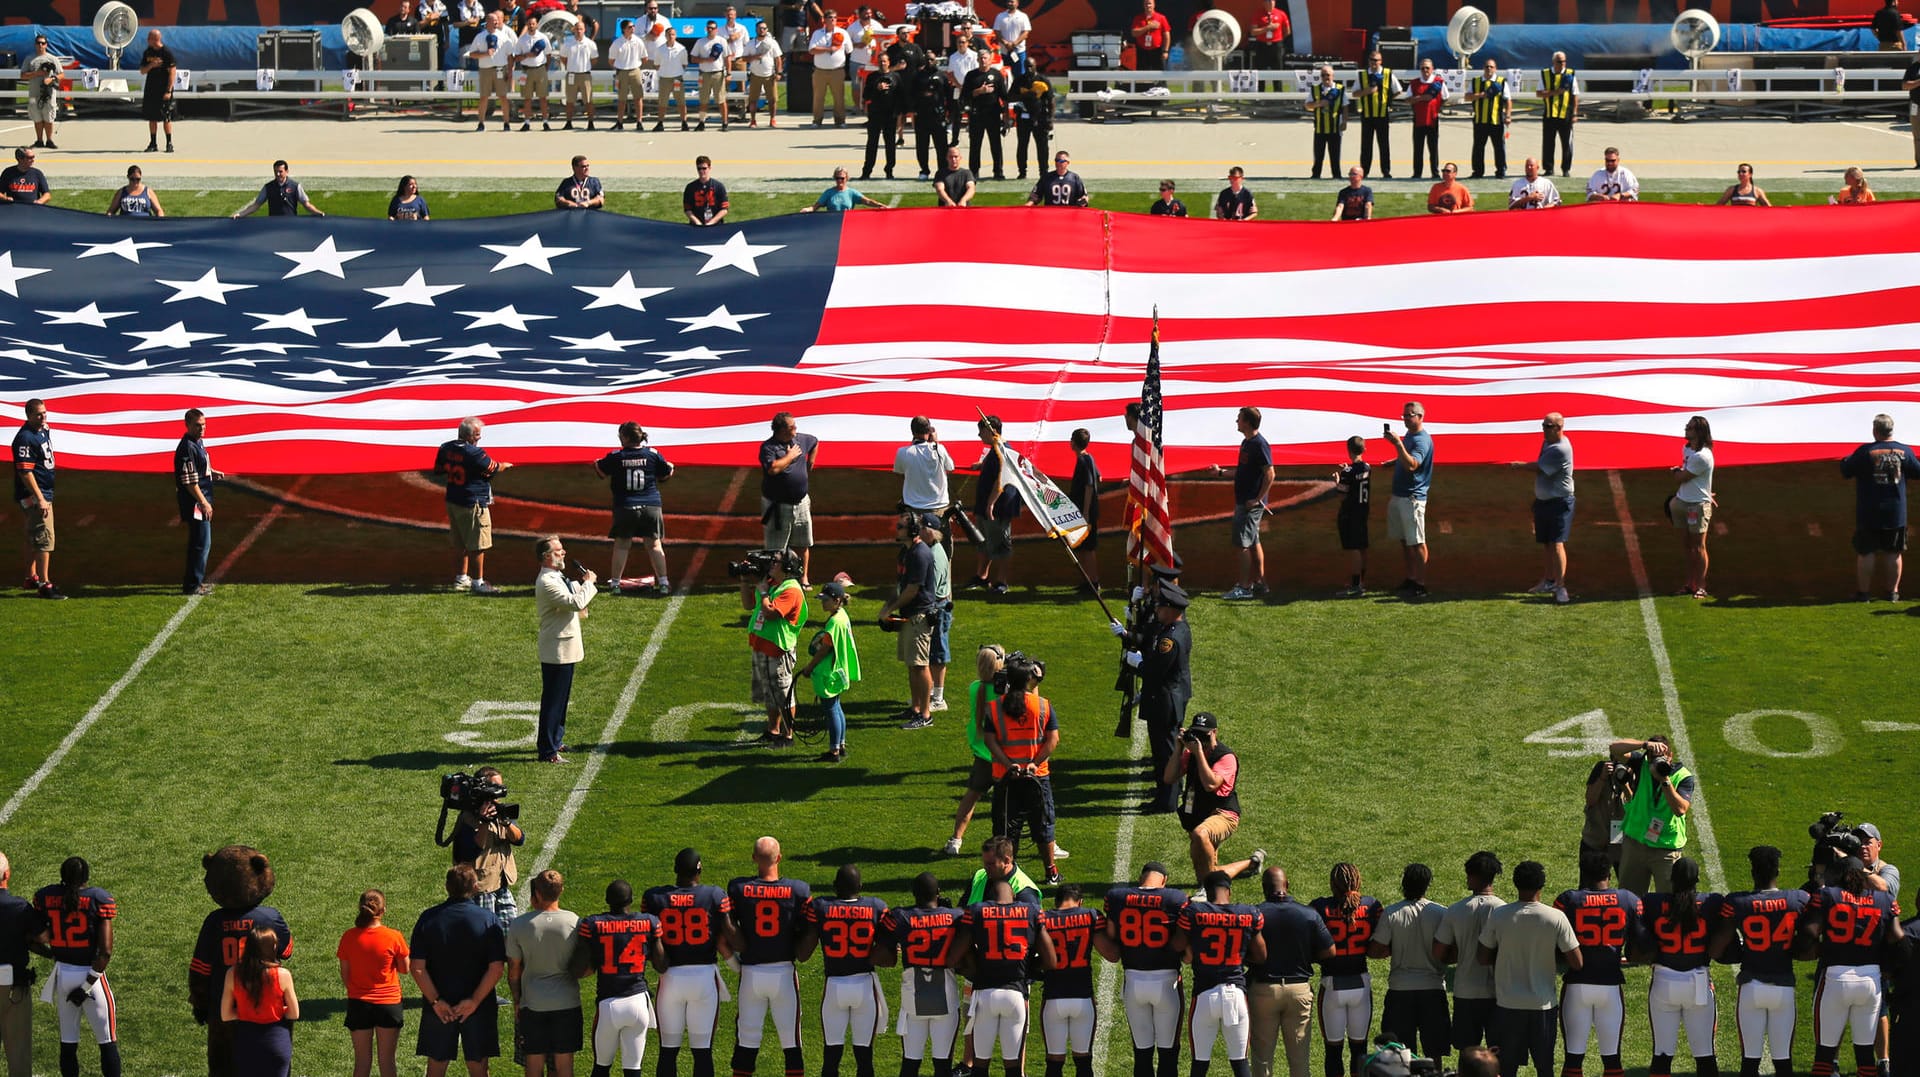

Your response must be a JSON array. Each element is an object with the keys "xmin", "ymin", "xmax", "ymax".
[{"xmin": 4, "ymin": 202, "xmax": 1916, "ymax": 476}]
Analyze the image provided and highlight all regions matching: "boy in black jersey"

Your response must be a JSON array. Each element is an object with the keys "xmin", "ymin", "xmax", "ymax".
[{"xmin": 1334, "ymin": 436, "xmax": 1370, "ymax": 597}]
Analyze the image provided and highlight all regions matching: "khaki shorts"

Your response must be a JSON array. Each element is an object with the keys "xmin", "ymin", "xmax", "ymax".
[
  {"xmin": 658, "ymin": 78, "xmax": 687, "ymax": 106},
  {"xmin": 520, "ymin": 66, "xmax": 549, "ymax": 97},
  {"xmin": 28, "ymin": 95, "xmax": 56, "ymax": 124},
  {"xmin": 615, "ymin": 68, "xmax": 642, "ymax": 100},
  {"xmin": 1671, "ymin": 497, "xmax": 1712, "ymax": 534},
  {"xmin": 1193, "ymin": 811, "xmax": 1239, "ymax": 849},
  {"xmin": 567, "ymin": 72, "xmax": 592, "ymax": 99},
  {"xmin": 751, "ymin": 647, "xmax": 796, "ymax": 709},
  {"xmin": 896, "ymin": 610, "xmax": 934, "ymax": 666},
  {"xmin": 22, "ymin": 501, "xmax": 53, "ymax": 552},
  {"xmin": 700, "ymin": 69, "xmax": 726, "ymax": 100},
  {"xmin": 1386, "ymin": 495, "xmax": 1426, "ymax": 547},
  {"xmin": 447, "ymin": 502, "xmax": 493, "ymax": 551},
  {"xmin": 479, "ymin": 65, "xmax": 509, "ymax": 97},
  {"xmin": 748, "ymin": 73, "xmax": 777, "ymax": 106},
  {"xmin": 763, "ymin": 496, "xmax": 813, "ymax": 551}
]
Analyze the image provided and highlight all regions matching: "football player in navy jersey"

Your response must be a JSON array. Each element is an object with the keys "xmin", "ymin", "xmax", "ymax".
[
  {"xmin": 594, "ymin": 421, "xmax": 676, "ymax": 595},
  {"xmin": 574, "ymin": 879, "xmax": 665, "ymax": 1077},
  {"xmin": 1310, "ymin": 864, "xmax": 1382, "ymax": 1077},
  {"xmin": 1554, "ymin": 851, "xmax": 1642, "ymax": 1077},
  {"xmin": 1040, "ymin": 884, "xmax": 1115, "ymax": 1077},
  {"xmin": 1710, "ymin": 846, "xmax": 1810, "ymax": 1077},
  {"xmin": 1178, "ymin": 872, "xmax": 1269, "ymax": 1077},
  {"xmin": 879, "ymin": 873, "xmax": 966, "ymax": 1077},
  {"xmin": 1798, "ymin": 857, "xmax": 1905, "ymax": 1077},
  {"xmin": 1637, "ymin": 858, "xmax": 1723, "ymax": 1077},
  {"xmin": 13, "ymin": 398, "xmax": 60, "ymax": 598},
  {"xmin": 1106, "ymin": 861, "xmax": 1190, "ymax": 1077},
  {"xmin": 800, "ymin": 865, "xmax": 890, "ymax": 1077},
  {"xmin": 953, "ymin": 878, "xmax": 1059, "ymax": 1077},
  {"xmin": 34, "ymin": 858, "xmax": 120, "ymax": 1077},
  {"xmin": 644, "ymin": 849, "xmax": 738, "ymax": 1077},
  {"xmin": 434, "ymin": 416, "xmax": 513, "ymax": 594},
  {"xmin": 728, "ymin": 837, "xmax": 811, "ymax": 1077}
]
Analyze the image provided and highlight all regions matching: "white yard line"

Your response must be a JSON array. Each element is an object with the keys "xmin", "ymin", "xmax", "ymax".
[
  {"xmin": 1841, "ymin": 120, "xmax": 1911, "ymax": 139},
  {"xmin": 0, "ymin": 480, "xmax": 303, "ymax": 826},
  {"xmin": 1091, "ymin": 718, "xmax": 1151, "ymax": 1077},
  {"xmin": 1606, "ymin": 469, "xmax": 1727, "ymax": 893},
  {"xmin": 525, "ymin": 467, "xmax": 749, "ymax": 883}
]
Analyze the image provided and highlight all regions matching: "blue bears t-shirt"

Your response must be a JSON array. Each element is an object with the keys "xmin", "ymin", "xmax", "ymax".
[{"xmin": 1392, "ymin": 430, "xmax": 1434, "ymax": 499}]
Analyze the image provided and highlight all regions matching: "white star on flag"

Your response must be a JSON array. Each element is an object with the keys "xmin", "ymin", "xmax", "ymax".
[
  {"xmin": 455, "ymin": 304, "xmax": 557, "ymax": 332},
  {"xmin": 218, "ymin": 341, "xmax": 315, "ymax": 356},
  {"xmin": 669, "ymin": 304, "xmax": 770, "ymax": 334},
  {"xmin": 0, "ymin": 253, "xmax": 53, "ymax": 298},
  {"xmin": 648, "ymin": 345, "xmax": 746, "ymax": 363},
  {"xmin": 245, "ymin": 308, "xmax": 346, "ymax": 337},
  {"xmin": 573, "ymin": 272, "xmax": 672, "ymax": 312},
  {"xmin": 365, "ymin": 270, "xmax": 463, "ymax": 309},
  {"xmin": 685, "ymin": 232, "xmax": 785, "ymax": 277},
  {"xmin": 553, "ymin": 331, "xmax": 651, "ymax": 352},
  {"xmin": 37, "ymin": 303, "xmax": 136, "ymax": 328},
  {"xmin": 275, "ymin": 236, "xmax": 374, "ymax": 280},
  {"xmin": 482, "ymin": 234, "xmax": 581, "ymax": 275},
  {"xmin": 73, "ymin": 237, "xmax": 170, "ymax": 264},
  {"xmin": 342, "ymin": 328, "xmax": 440, "ymax": 349},
  {"xmin": 157, "ymin": 268, "xmax": 256, "ymax": 305},
  {"xmin": 432, "ymin": 342, "xmax": 526, "ymax": 362},
  {"xmin": 124, "ymin": 322, "xmax": 225, "ymax": 352}
]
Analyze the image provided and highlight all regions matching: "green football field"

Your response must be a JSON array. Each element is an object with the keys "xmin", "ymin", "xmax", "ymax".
[{"xmin": 2, "ymin": 456, "xmax": 1916, "ymax": 1077}]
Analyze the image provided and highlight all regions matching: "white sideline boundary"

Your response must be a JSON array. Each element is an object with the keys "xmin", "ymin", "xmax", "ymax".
[
  {"xmin": 1606, "ymin": 469, "xmax": 1728, "ymax": 893},
  {"xmin": 525, "ymin": 467, "xmax": 749, "ymax": 884},
  {"xmin": 0, "ymin": 480, "xmax": 303, "ymax": 826},
  {"xmin": 1091, "ymin": 718, "xmax": 1152, "ymax": 1077}
]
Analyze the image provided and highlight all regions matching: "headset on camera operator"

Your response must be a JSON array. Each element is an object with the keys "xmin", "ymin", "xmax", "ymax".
[
  {"xmin": 1608, "ymin": 736, "xmax": 1695, "ymax": 895},
  {"xmin": 435, "ymin": 768, "xmax": 524, "ymax": 928},
  {"xmin": 981, "ymin": 652, "xmax": 1061, "ymax": 886},
  {"xmin": 1165, "ymin": 712, "xmax": 1262, "ymax": 889},
  {"xmin": 739, "ymin": 547, "xmax": 809, "ymax": 747}
]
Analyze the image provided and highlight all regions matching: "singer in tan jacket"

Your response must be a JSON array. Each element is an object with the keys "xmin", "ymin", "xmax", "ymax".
[{"xmin": 534, "ymin": 535, "xmax": 595, "ymax": 764}]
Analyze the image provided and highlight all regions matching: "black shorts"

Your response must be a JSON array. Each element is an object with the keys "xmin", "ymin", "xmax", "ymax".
[
  {"xmin": 518, "ymin": 1005, "xmax": 583, "ymax": 1055},
  {"xmin": 1337, "ymin": 510, "xmax": 1369, "ymax": 551},
  {"xmin": 1533, "ymin": 496, "xmax": 1574, "ymax": 545},
  {"xmin": 142, "ymin": 88, "xmax": 173, "ymax": 123},
  {"xmin": 1381, "ymin": 988, "xmax": 1451, "ymax": 1058},
  {"xmin": 965, "ymin": 755, "xmax": 995, "ymax": 794},
  {"xmin": 610, "ymin": 505, "xmax": 664, "ymax": 541},
  {"xmin": 1853, "ymin": 526, "xmax": 1907, "ymax": 555},
  {"xmin": 1451, "ymin": 996, "xmax": 1496, "ymax": 1051},
  {"xmin": 345, "ymin": 999, "xmax": 404, "ymax": 1030},
  {"xmin": 416, "ymin": 999, "xmax": 500, "ymax": 1062}
]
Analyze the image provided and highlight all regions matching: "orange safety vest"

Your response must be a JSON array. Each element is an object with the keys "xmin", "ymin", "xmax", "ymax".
[{"xmin": 988, "ymin": 693, "xmax": 1053, "ymax": 780}]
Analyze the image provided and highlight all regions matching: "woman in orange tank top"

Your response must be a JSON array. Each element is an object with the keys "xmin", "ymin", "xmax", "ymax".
[{"xmin": 220, "ymin": 925, "xmax": 301, "ymax": 1077}]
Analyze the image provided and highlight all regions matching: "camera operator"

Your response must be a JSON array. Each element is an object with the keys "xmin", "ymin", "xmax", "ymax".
[
  {"xmin": 1164, "ymin": 712, "xmax": 1263, "ymax": 889},
  {"xmin": 1859, "ymin": 824, "xmax": 1900, "ymax": 1077},
  {"xmin": 1582, "ymin": 756, "xmax": 1634, "ymax": 871},
  {"xmin": 450, "ymin": 767, "xmax": 525, "ymax": 929},
  {"xmin": 741, "ymin": 548, "xmax": 808, "ymax": 747},
  {"xmin": 880, "ymin": 512, "xmax": 941, "ymax": 731},
  {"xmin": 982, "ymin": 653, "xmax": 1061, "ymax": 885},
  {"xmin": 1608, "ymin": 736, "xmax": 1696, "ymax": 895}
]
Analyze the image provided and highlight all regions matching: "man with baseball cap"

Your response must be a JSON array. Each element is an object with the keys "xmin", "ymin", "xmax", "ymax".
[
  {"xmin": 1166, "ymin": 712, "xmax": 1264, "ymax": 889},
  {"xmin": 879, "ymin": 511, "xmax": 941, "ymax": 730}
]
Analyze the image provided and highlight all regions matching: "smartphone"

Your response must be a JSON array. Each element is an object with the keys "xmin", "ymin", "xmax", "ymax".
[{"xmin": 1382, "ymin": 423, "xmax": 1391, "ymax": 435}]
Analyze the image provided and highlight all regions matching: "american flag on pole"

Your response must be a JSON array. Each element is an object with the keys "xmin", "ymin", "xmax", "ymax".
[
  {"xmin": 1126, "ymin": 313, "xmax": 1175, "ymax": 570},
  {"xmin": 3, "ymin": 203, "xmax": 1919, "ymax": 475}
]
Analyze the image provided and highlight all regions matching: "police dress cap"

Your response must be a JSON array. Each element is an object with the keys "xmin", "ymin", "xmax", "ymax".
[{"xmin": 1155, "ymin": 583, "xmax": 1190, "ymax": 609}]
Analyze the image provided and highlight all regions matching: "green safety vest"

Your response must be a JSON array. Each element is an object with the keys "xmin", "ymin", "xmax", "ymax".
[
  {"xmin": 807, "ymin": 607, "xmax": 861, "ymax": 699},
  {"xmin": 1620, "ymin": 756, "xmax": 1691, "ymax": 850},
  {"xmin": 1472, "ymin": 75, "xmax": 1506, "ymax": 125},
  {"xmin": 1540, "ymin": 67, "xmax": 1577, "ymax": 119},
  {"xmin": 966, "ymin": 680, "xmax": 997, "ymax": 761},
  {"xmin": 1310, "ymin": 83, "xmax": 1345, "ymax": 134},
  {"xmin": 750, "ymin": 578, "xmax": 808, "ymax": 653},
  {"xmin": 1357, "ymin": 67, "xmax": 1394, "ymax": 118},
  {"xmin": 967, "ymin": 864, "xmax": 1039, "ymax": 905}
]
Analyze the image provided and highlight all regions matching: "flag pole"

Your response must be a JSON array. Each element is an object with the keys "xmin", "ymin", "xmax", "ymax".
[{"xmin": 975, "ymin": 404, "xmax": 1119, "ymax": 625}]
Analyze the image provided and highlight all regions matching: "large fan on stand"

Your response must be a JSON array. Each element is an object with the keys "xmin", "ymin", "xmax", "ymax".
[
  {"xmin": 1446, "ymin": 5, "xmax": 1489, "ymax": 68},
  {"xmin": 343, "ymin": 7, "xmax": 386, "ymax": 71},
  {"xmin": 1669, "ymin": 8, "xmax": 1720, "ymax": 121},
  {"xmin": 1189, "ymin": 8, "xmax": 1241, "ymax": 120},
  {"xmin": 538, "ymin": 11, "xmax": 580, "ymax": 50},
  {"xmin": 94, "ymin": 1, "xmax": 140, "ymax": 71}
]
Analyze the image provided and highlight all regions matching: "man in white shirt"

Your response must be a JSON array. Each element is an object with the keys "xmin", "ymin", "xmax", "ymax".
[
  {"xmin": 895, "ymin": 417, "xmax": 956, "ymax": 517},
  {"xmin": 653, "ymin": 27, "xmax": 691, "ymax": 131},
  {"xmin": 993, "ymin": 0, "xmax": 1032, "ymax": 75},
  {"xmin": 512, "ymin": 15, "xmax": 553, "ymax": 131},
  {"xmin": 1584, "ymin": 146, "xmax": 1639, "ymax": 202},
  {"xmin": 561, "ymin": 18, "xmax": 599, "ymax": 130},
  {"xmin": 809, "ymin": 10, "xmax": 852, "ymax": 126},
  {"xmin": 745, "ymin": 21, "xmax": 784, "ymax": 127},
  {"xmin": 694, "ymin": 20, "xmax": 732, "ymax": 130},
  {"xmin": 1508, "ymin": 157, "xmax": 1561, "ymax": 210},
  {"xmin": 465, "ymin": 10, "xmax": 516, "ymax": 131},
  {"xmin": 944, "ymin": 26, "xmax": 979, "ymax": 145},
  {"xmin": 609, "ymin": 19, "xmax": 647, "ymax": 129},
  {"xmin": 848, "ymin": 5, "xmax": 885, "ymax": 108},
  {"xmin": 723, "ymin": 6, "xmax": 751, "ymax": 68}
]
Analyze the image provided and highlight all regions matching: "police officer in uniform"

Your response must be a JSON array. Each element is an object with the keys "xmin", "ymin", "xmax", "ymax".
[
  {"xmin": 1466, "ymin": 59, "xmax": 1510, "ymax": 179},
  {"xmin": 963, "ymin": 52, "xmax": 1008, "ymax": 181},
  {"xmin": 1126, "ymin": 583, "xmax": 1192, "ymax": 814},
  {"xmin": 906, "ymin": 48, "xmax": 949, "ymax": 179}
]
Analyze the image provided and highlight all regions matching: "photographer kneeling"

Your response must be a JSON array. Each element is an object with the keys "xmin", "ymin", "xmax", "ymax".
[
  {"xmin": 740, "ymin": 548, "xmax": 809, "ymax": 747},
  {"xmin": 982, "ymin": 653, "xmax": 1062, "ymax": 886},
  {"xmin": 438, "ymin": 768, "xmax": 525, "ymax": 929},
  {"xmin": 1608, "ymin": 736, "xmax": 1695, "ymax": 895},
  {"xmin": 1166, "ymin": 713, "xmax": 1264, "ymax": 890}
]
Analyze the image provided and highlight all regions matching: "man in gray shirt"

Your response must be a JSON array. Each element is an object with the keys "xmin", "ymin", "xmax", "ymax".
[
  {"xmin": 1518, "ymin": 412, "xmax": 1574, "ymax": 604},
  {"xmin": 1478, "ymin": 860, "xmax": 1581, "ymax": 1077},
  {"xmin": 1369, "ymin": 863, "xmax": 1450, "ymax": 1060},
  {"xmin": 1433, "ymin": 852, "xmax": 1506, "ymax": 1053},
  {"xmin": 934, "ymin": 147, "xmax": 976, "ymax": 206},
  {"xmin": 506, "ymin": 869, "xmax": 583, "ymax": 1075}
]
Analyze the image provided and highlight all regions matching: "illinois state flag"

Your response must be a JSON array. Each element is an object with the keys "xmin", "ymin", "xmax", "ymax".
[{"xmin": 1, "ymin": 202, "xmax": 1915, "ymax": 475}]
